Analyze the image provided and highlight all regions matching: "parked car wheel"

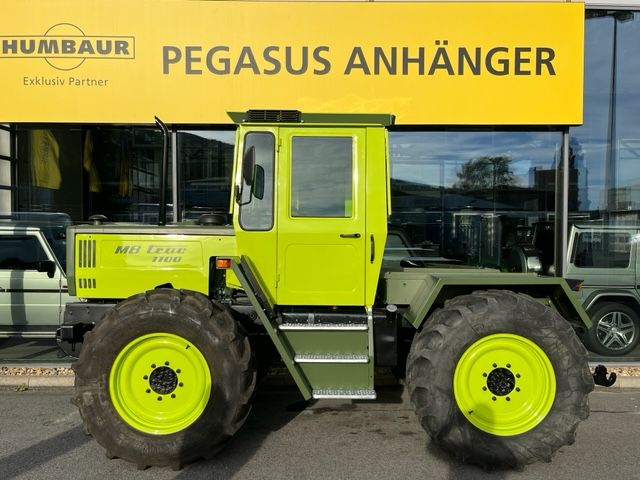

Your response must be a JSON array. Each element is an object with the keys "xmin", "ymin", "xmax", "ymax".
[{"xmin": 585, "ymin": 302, "xmax": 640, "ymax": 356}]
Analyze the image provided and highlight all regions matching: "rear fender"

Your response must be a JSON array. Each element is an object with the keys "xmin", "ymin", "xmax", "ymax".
[{"xmin": 385, "ymin": 271, "xmax": 591, "ymax": 330}]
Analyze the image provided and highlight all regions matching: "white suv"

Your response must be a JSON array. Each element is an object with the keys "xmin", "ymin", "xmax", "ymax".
[{"xmin": 0, "ymin": 219, "xmax": 70, "ymax": 339}]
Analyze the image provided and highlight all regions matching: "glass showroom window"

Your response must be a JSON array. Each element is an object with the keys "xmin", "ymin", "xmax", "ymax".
[
  {"xmin": 15, "ymin": 126, "xmax": 170, "ymax": 223},
  {"xmin": 571, "ymin": 10, "xmax": 640, "ymax": 226},
  {"xmin": 0, "ymin": 125, "xmax": 12, "ymax": 217},
  {"xmin": 388, "ymin": 129, "xmax": 561, "ymax": 271},
  {"xmin": 177, "ymin": 130, "xmax": 235, "ymax": 222},
  {"xmin": 566, "ymin": 10, "xmax": 640, "ymax": 360}
]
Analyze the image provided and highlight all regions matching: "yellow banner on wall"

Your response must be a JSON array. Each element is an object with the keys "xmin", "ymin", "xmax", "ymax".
[{"xmin": 0, "ymin": 1, "xmax": 584, "ymax": 125}]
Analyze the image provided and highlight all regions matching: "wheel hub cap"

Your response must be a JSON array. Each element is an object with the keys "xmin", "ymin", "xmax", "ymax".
[
  {"xmin": 149, "ymin": 366, "xmax": 178, "ymax": 395},
  {"xmin": 453, "ymin": 333, "xmax": 556, "ymax": 436},
  {"xmin": 486, "ymin": 367, "xmax": 515, "ymax": 396}
]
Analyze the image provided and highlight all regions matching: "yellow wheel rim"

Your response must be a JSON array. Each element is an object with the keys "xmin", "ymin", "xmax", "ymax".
[
  {"xmin": 109, "ymin": 332, "xmax": 212, "ymax": 435},
  {"xmin": 453, "ymin": 333, "xmax": 556, "ymax": 436}
]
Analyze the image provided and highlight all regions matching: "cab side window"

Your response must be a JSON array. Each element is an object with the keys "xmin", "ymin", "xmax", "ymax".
[
  {"xmin": 290, "ymin": 136, "xmax": 353, "ymax": 218},
  {"xmin": 0, "ymin": 236, "xmax": 48, "ymax": 270},
  {"xmin": 238, "ymin": 132, "xmax": 275, "ymax": 231}
]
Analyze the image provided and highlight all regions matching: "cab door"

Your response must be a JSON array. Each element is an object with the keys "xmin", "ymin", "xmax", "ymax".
[{"xmin": 276, "ymin": 127, "xmax": 366, "ymax": 306}]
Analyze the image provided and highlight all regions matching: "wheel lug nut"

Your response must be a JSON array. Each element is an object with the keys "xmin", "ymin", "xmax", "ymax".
[
  {"xmin": 151, "ymin": 364, "xmax": 156, "ymax": 368},
  {"xmin": 179, "ymin": 382, "xmax": 184, "ymax": 387},
  {"xmin": 146, "ymin": 389, "xmax": 151, "ymax": 394},
  {"xmin": 516, "ymin": 373, "xmax": 521, "ymax": 378},
  {"xmin": 157, "ymin": 396, "xmax": 162, "ymax": 401},
  {"xmin": 143, "ymin": 375, "xmax": 148, "ymax": 380},
  {"xmin": 506, "ymin": 363, "xmax": 511, "ymax": 368},
  {"xmin": 165, "ymin": 361, "xmax": 170, "ymax": 366},
  {"xmin": 516, "ymin": 387, "xmax": 521, "ymax": 392},
  {"xmin": 171, "ymin": 394, "xmax": 176, "ymax": 399},
  {"xmin": 176, "ymin": 369, "xmax": 181, "ymax": 374},
  {"xmin": 506, "ymin": 397, "xmax": 511, "ymax": 401},
  {"xmin": 492, "ymin": 363, "xmax": 497, "ymax": 368},
  {"xmin": 492, "ymin": 396, "xmax": 496, "ymax": 401},
  {"xmin": 482, "ymin": 386, "xmax": 487, "ymax": 391},
  {"xmin": 483, "ymin": 373, "xmax": 487, "ymax": 377}
]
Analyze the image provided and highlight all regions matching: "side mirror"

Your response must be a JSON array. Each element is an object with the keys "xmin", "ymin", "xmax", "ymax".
[
  {"xmin": 236, "ymin": 146, "xmax": 256, "ymax": 206},
  {"xmin": 242, "ymin": 146, "xmax": 256, "ymax": 186},
  {"xmin": 36, "ymin": 260, "xmax": 57, "ymax": 278},
  {"xmin": 253, "ymin": 165, "xmax": 265, "ymax": 200}
]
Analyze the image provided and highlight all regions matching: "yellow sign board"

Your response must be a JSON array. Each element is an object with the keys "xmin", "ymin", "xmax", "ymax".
[{"xmin": 0, "ymin": 1, "xmax": 584, "ymax": 125}]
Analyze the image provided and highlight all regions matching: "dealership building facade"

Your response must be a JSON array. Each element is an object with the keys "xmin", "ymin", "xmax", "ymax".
[{"xmin": 1, "ymin": 0, "xmax": 639, "ymax": 360}]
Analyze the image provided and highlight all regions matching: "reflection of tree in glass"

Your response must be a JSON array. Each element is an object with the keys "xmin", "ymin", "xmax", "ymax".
[{"xmin": 454, "ymin": 155, "xmax": 515, "ymax": 190}]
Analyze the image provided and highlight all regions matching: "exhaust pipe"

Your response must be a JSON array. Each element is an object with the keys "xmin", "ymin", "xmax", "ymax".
[{"xmin": 154, "ymin": 116, "xmax": 169, "ymax": 226}]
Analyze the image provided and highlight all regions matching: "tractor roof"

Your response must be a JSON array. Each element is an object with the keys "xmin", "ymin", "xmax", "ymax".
[{"xmin": 228, "ymin": 110, "xmax": 395, "ymax": 126}]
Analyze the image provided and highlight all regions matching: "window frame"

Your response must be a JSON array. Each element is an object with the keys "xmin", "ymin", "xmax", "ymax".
[
  {"xmin": 289, "ymin": 135, "xmax": 355, "ymax": 219},
  {"xmin": 238, "ymin": 131, "xmax": 276, "ymax": 232}
]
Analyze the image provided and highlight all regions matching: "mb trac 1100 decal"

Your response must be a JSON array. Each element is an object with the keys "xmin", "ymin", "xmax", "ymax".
[
  {"xmin": 114, "ymin": 244, "xmax": 188, "ymax": 264},
  {"xmin": 162, "ymin": 42, "xmax": 556, "ymax": 77}
]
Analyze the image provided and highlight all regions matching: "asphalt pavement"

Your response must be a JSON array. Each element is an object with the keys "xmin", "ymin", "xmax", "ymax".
[{"xmin": 0, "ymin": 385, "xmax": 638, "ymax": 480}]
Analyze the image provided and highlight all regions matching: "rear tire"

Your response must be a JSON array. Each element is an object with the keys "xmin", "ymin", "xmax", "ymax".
[
  {"xmin": 406, "ymin": 290, "xmax": 593, "ymax": 469},
  {"xmin": 72, "ymin": 289, "xmax": 256, "ymax": 469}
]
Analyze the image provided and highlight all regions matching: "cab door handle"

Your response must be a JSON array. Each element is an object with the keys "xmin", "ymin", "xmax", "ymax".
[
  {"xmin": 340, "ymin": 233, "xmax": 361, "ymax": 238},
  {"xmin": 370, "ymin": 234, "xmax": 375, "ymax": 263}
]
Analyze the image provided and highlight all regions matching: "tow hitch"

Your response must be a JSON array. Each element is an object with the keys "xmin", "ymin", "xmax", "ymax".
[{"xmin": 592, "ymin": 364, "xmax": 617, "ymax": 387}]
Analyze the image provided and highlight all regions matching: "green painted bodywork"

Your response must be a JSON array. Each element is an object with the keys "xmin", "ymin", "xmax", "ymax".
[
  {"xmin": 67, "ymin": 224, "xmax": 236, "ymax": 298},
  {"xmin": 384, "ymin": 269, "xmax": 592, "ymax": 329},
  {"xmin": 228, "ymin": 111, "xmax": 395, "ymax": 127},
  {"xmin": 232, "ymin": 121, "xmax": 389, "ymax": 308},
  {"xmin": 231, "ymin": 258, "xmax": 374, "ymax": 399},
  {"xmin": 284, "ymin": 329, "xmax": 369, "ymax": 355},
  {"xmin": 230, "ymin": 259, "xmax": 312, "ymax": 399}
]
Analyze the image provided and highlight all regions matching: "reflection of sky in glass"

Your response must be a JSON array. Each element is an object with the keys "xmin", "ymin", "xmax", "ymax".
[
  {"xmin": 570, "ymin": 15, "xmax": 613, "ymax": 212},
  {"xmin": 181, "ymin": 130, "xmax": 235, "ymax": 146},
  {"xmin": 389, "ymin": 130, "xmax": 560, "ymax": 188},
  {"xmin": 615, "ymin": 13, "xmax": 640, "ymax": 190},
  {"xmin": 571, "ymin": 11, "xmax": 640, "ymax": 213}
]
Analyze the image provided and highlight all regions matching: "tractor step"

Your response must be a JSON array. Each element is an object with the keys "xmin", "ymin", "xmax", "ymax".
[
  {"xmin": 312, "ymin": 389, "xmax": 377, "ymax": 400},
  {"xmin": 278, "ymin": 323, "xmax": 367, "ymax": 331},
  {"xmin": 279, "ymin": 309, "xmax": 368, "ymax": 331},
  {"xmin": 294, "ymin": 354, "xmax": 369, "ymax": 363},
  {"xmin": 279, "ymin": 312, "xmax": 375, "ymax": 396}
]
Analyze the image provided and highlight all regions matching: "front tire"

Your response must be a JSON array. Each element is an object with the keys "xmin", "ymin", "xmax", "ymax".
[
  {"xmin": 72, "ymin": 289, "xmax": 256, "ymax": 469},
  {"xmin": 406, "ymin": 290, "xmax": 593, "ymax": 469}
]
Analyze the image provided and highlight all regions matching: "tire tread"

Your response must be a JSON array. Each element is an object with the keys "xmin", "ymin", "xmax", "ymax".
[{"xmin": 406, "ymin": 290, "xmax": 593, "ymax": 469}]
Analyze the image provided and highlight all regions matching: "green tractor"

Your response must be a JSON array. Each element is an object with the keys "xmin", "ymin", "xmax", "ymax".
[{"xmin": 60, "ymin": 111, "xmax": 593, "ymax": 470}]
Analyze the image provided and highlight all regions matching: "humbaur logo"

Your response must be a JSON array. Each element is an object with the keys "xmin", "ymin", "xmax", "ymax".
[{"xmin": 0, "ymin": 23, "xmax": 135, "ymax": 71}]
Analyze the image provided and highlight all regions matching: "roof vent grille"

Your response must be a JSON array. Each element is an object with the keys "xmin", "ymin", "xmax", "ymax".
[{"xmin": 246, "ymin": 110, "xmax": 302, "ymax": 123}]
